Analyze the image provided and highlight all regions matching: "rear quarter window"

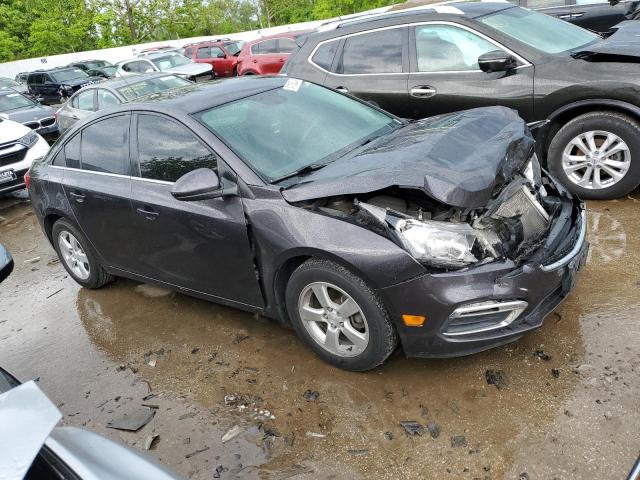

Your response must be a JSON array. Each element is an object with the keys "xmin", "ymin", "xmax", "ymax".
[{"xmin": 311, "ymin": 40, "xmax": 340, "ymax": 71}]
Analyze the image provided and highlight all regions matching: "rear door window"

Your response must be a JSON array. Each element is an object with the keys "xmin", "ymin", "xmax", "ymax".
[
  {"xmin": 210, "ymin": 46, "xmax": 225, "ymax": 58},
  {"xmin": 311, "ymin": 40, "xmax": 340, "ymax": 71},
  {"xmin": 136, "ymin": 114, "xmax": 218, "ymax": 182},
  {"xmin": 76, "ymin": 90, "xmax": 95, "ymax": 111},
  {"xmin": 339, "ymin": 28, "xmax": 404, "ymax": 74},
  {"xmin": 80, "ymin": 114, "xmax": 130, "ymax": 174},
  {"xmin": 97, "ymin": 89, "xmax": 120, "ymax": 109},
  {"xmin": 196, "ymin": 46, "xmax": 211, "ymax": 58}
]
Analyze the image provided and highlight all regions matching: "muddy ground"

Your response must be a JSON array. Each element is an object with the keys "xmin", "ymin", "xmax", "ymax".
[{"xmin": 0, "ymin": 190, "xmax": 638, "ymax": 479}]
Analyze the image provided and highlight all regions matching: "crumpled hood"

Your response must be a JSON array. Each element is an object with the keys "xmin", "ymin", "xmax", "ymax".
[
  {"xmin": 282, "ymin": 106, "xmax": 534, "ymax": 208},
  {"xmin": 573, "ymin": 20, "xmax": 640, "ymax": 58}
]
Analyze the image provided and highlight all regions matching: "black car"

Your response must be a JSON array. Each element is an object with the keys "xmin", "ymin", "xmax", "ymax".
[
  {"xmin": 68, "ymin": 60, "xmax": 118, "ymax": 79},
  {"xmin": 0, "ymin": 90, "xmax": 60, "ymax": 142},
  {"xmin": 26, "ymin": 68, "xmax": 102, "ymax": 105},
  {"xmin": 514, "ymin": 0, "xmax": 639, "ymax": 32},
  {"xmin": 284, "ymin": 2, "xmax": 640, "ymax": 199},
  {"xmin": 27, "ymin": 77, "xmax": 586, "ymax": 371}
]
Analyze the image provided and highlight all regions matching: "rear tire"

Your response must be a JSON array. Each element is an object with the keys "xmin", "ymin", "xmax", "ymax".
[
  {"xmin": 547, "ymin": 111, "xmax": 640, "ymax": 199},
  {"xmin": 52, "ymin": 218, "xmax": 113, "ymax": 289},
  {"xmin": 285, "ymin": 258, "xmax": 398, "ymax": 371}
]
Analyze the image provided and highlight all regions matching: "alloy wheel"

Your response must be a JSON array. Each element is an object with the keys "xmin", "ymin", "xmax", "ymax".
[
  {"xmin": 562, "ymin": 130, "xmax": 631, "ymax": 190},
  {"xmin": 297, "ymin": 282, "xmax": 369, "ymax": 358},
  {"xmin": 58, "ymin": 230, "xmax": 90, "ymax": 280}
]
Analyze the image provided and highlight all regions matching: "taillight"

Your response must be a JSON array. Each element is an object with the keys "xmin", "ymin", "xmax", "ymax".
[{"xmin": 24, "ymin": 171, "xmax": 31, "ymax": 189}]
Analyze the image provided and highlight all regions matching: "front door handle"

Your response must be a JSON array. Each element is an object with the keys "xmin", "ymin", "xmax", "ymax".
[
  {"xmin": 68, "ymin": 191, "xmax": 85, "ymax": 203},
  {"xmin": 136, "ymin": 207, "xmax": 159, "ymax": 221},
  {"xmin": 410, "ymin": 86, "xmax": 437, "ymax": 98},
  {"xmin": 335, "ymin": 86, "xmax": 349, "ymax": 93}
]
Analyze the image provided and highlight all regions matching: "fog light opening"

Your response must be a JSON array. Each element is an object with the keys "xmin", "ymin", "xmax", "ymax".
[
  {"xmin": 443, "ymin": 300, "xmax": 527, "ymax": 336},
  {"xmin": 402, "ymin": 314, "xmax": 426, "ymax": 327}
]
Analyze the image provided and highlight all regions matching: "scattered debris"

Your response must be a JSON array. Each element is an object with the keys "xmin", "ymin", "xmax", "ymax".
[
  {"xmin": 46, "ymin": 288, "xmax": 64, "ymax": 299},
  {"xmin": 348, "ymin": 449, "xmax": 369, "ymax": 457},
  {"xmin": 233, "ymin": 334, "xmax": 250, "ymax": 344},
  {"xmin": 534, "ymin": 350, "xmax": 552, "ymax": 361},
  {"xmin": 222, "ymin": 425, "xmax": 243, "ymax": 443},
  {"xmin": 213, "ymin": 465, "xmax": 227, "ymax": 478},
  {"xmin": 144, "ymin": 434, "xmax": 159, "ymax": 450},
  {"xmin": 183, "ymin": 437, "xmax": 190, "ymax": 445},
  {"xmin": 185, "ymin": 446, "xmax": 209, "ymax": 459},
  {"xmin": 106, "ymin": 408, "xmax": 155, "ymax": 432},
  {"xmin": 305, "ymin": 432, "xmax": 326, "ymax": 438},
  {"xmin": 116, "ymin": 364, "xmax": 127, "ymax": 372},
  {"xmin": 419, "ymin": 404, "xmax": 428, "ymax": 418},
  {"xmin": 142, "ymin": 393, "xmax": 156, "ymax": 401},
  {"xmin": 427, "ymin": 421, "xmax": 441, "ymax": 439},
  {"xmin": 178, "ymin": 412, "xmax": 196, "ymax": 420},
  {"xmin": 147, "ymin": 359, "xmax": 157, "ymax": 367},
  {"xmin": 191, "ymin": 347, "xmax": 200, "ymax": 354},
  {"xmin": 519, "ymin": 473, "xmax": 530, "ymax": 480},
  {"xmin": 24, "ymin": 256, "xmax": 40, "ymax": 264},
  {"xmin": 303, "ymin": 390, "xmax": 319, "ymax": 401},
  {"xmin": 384, "ymin": 431, "xmax": 394, "ymax": 440},
  {"xmin": 551, "ymin": 368, "xmax": 560, "ymax": 378},
  {"xmin": 485, "ymin": 369, "xmax": 508, "ymax": 389},
  {"xmin": 142, "ymin": 404, "xmax": 159, "ymax": 409},
  {"xmin": 451, "ymin": 436, "xmax": 467, "ymax": 448},
  {"xmin": 400, "ymin": 421, "xmax": 424, "ymax": 436}
]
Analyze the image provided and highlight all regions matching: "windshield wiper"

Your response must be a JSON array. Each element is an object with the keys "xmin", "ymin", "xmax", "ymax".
[{"xmin": 272, "ymin": 163, "xmax": 327, "ymax": 183}]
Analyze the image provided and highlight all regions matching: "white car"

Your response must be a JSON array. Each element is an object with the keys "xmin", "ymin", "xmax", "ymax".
[
  {"xmin": 115, "ymin": 52, "xmax": 213, "ymax": 82},
  {"xmin": 0, "ymin": 117, "xmax": 49, "ymax": 195}
]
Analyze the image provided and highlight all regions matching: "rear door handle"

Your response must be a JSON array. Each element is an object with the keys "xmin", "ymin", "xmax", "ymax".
[
  {"xmin": 136, "ymin": 207, "xmax": 159, "ymax": 221},
  {"xmin": 69, "ymin": 191, "xmax": 85, "ymax": 203},
  {"xmin": 410, "ymin": 86, "xmax": 437, "ymax": 98},
  {"xmin": 335, "ymin": 86, "xmax": 349, "ymax": 93}
]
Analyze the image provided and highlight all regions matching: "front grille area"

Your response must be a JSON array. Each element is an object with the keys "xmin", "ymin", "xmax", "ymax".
[
  {"xmin": 0, "ymin": 145, "xmax": 28, "ymax": 167},
  {"xmin": 40, "ymin": 117, "xmax": 55, "ymax": 127},
  {"xmin": 24, "ymin": 121, "xmax": 40, "ymax": 130},
  {"xmin": 493, "ymin": 185, "xmax": 549, "ymax": 240}
]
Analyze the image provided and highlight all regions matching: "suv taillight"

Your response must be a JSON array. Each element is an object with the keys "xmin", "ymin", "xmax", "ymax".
[{"xmin": 24, "ymin": 171, "xmax": 31, "ymax": 189}]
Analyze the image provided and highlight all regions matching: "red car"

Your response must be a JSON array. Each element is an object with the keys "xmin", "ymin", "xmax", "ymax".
[
  {"xmin": 183, "ymin": 39, "xmax": 244, "ymax": 77},
  {"xmin": 236, "ymin": 30, "xmax": 311, "ymax": 76}
]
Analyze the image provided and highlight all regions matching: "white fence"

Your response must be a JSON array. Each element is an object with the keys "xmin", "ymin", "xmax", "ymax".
[{"xmin": 0, "ymin": 6, "xmax": 392, "ymax": 79}]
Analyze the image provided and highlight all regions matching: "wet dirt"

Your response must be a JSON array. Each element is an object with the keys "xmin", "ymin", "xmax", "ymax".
[{"xmin": 1, "ymin": 190, "xmax": 639, "ymax": 479}]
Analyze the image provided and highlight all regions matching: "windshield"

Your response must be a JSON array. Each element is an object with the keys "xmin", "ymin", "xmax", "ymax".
[
  {"xmin": 51, "ymin": 69, "xmax": 88, "ymax": 82},
  {"xmin": 197, "ymin": 80, "xmax": 398, "ymax": 183},
  {"xmin": 84, "ymin": 60, "xmax": 110, "ymax": 69},
  {"xmin": 224, "ymin": 41, "xmax": 243, "ymax": 55},
  {"xmin": 117, "ymin": 75, "xmax": 191, "ymax": 101},
  {"xmin": 479, "ymin": 7, "xmax": 598, "ymax": 54},
  {"xmin": 151, "ymin": 54, "xmax": 191, "ymax": 70},
  {"xmin": 0, "ymin": 92, "xmax": 35, "ymax": 111},
  {"xmin": 0, "ymin": 78, "xmax": 20, "ymax": 88}
]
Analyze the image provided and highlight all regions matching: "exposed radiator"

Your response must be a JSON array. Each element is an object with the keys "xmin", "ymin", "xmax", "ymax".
[{"xmin": 492, "ymin": 186, "xmax": 549, "ymax": 239}]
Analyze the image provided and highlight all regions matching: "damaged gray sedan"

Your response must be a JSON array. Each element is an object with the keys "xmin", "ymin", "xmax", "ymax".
[{"xmin": 27, "ymin": 77, "xmax": 587, "ymax": 371}]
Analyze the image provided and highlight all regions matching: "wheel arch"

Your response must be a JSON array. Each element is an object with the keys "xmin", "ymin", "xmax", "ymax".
[{"xmin": 541, "ymin": 99, "xmax": 640, "ymax": 163}]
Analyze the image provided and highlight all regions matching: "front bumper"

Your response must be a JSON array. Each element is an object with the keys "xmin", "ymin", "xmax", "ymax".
[
  {"xmin": 0, "ymin": 136, "xmax": 50, "ymax": 195},
  {"xmin": 378, "ymin": 199, "xmax": 588, "ymax": 358}
]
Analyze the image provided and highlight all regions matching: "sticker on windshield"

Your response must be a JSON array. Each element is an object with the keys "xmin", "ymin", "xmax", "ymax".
[
  {"xmin": 283, "ymin": 78, "xmax": 302, "ymax": 92},
  {"xmin": 159, "ymin": 76, "xmax": 173, "ymax": 81}
]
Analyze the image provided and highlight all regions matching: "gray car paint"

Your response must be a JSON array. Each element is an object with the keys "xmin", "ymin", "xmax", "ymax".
[
  {"xmin": 27, "ymin": 77, "xmax": 585, "ymax": 358},
  {"xmin": 573, "ymin": 20, "xmax": 640, "ymax": 57}
]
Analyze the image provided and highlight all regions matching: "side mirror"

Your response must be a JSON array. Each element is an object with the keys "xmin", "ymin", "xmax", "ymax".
[
  {"xmin": 478, "ymin": 50, "xmax": 517, "ymax": 73},
  {"xmin": 171, "ymin": 168, "xmax": 224, "ymax": 201}
]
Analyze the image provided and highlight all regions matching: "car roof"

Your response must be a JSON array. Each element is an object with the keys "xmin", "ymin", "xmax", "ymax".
[
  {"xmin": 246, "ymin": 29, "xmax": 313, "ymax": 46},
  {"xmin": 141, "ymin": 51, "xmax": 186, "ymax": 59},
  {"xmin": 317, "ymin": 1, "xmax": 513, "ymax": 30},
  {"xmin": 125, "ymin": 76, "xmax": 287, "ymax": 113},
  {"xmin": 76, "ymin": 72, "xmax": 182, "ymax": 91}
]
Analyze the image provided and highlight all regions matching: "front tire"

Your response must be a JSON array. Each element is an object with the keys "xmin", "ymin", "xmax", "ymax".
[
  {"xmin": 548, "ymin": 111, "xmax": 640, "ymax": 199},
  {"xmin": 285, "ymin": 258, "xmax": 398, "ymax": 371},
  {"xmin": 52, "ymin": 219, "xmax": 113, "ymax": 289}
]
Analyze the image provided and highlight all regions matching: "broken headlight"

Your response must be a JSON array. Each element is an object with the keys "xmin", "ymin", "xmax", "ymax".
[{"xmin": 392, "ymin": 218, "xmax": 479, "ymax": 268}]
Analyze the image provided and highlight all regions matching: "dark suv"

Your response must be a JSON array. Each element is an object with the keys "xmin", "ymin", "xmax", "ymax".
[
  {"xmin": 26, "ymin": 68, "xmax": 102, "ymax": 105},
  {"xmin": 284, "ymin": 2, "xmax": 640, "ymax": 199}
]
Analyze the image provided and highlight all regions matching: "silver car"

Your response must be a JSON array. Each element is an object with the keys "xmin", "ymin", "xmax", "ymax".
[
  {"xmin": 0, "ymin": 368, "xmax": 182, "ymax": 480},
  {"xmin": 116, "ymin": 52, "xmax": 213, "ymax": 82},
  {"xmin": 56, "ymin": 73, "xmax": 193, "ymax": 133}
]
